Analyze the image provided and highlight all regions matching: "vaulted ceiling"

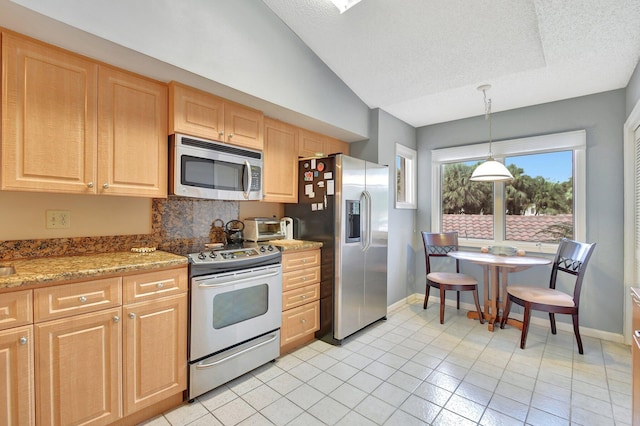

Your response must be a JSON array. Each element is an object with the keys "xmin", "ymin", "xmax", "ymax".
[{"xmin": 263, "ymin": 0, "xmax": 640, "ymax": 126}]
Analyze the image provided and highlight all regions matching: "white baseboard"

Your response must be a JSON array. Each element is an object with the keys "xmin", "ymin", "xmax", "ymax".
[{"xmin": 388, "ymin": 293, "xmax": 625, "ymax": 345}]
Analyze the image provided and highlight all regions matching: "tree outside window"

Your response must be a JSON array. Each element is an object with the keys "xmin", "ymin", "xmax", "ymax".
[{"xmin": 432, "ymin": 131, "xmax": 585, "ymax": 253}]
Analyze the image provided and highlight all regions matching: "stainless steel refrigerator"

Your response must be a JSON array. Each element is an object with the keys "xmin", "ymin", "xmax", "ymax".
[{"xmin": 285, "ymin": 154, "xmax": 388, "ymax": 344}]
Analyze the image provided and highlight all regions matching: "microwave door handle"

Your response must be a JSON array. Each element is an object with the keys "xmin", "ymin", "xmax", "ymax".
[{"xmin": 243, "ymin": 160, "xmax": 252, "ymax": 199}]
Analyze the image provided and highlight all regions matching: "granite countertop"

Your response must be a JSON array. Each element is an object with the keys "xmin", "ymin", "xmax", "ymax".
[
  {"xmin": 267, "ymin": 240, "xmax": 323, "ymax": 252},
  {"xmin": 0, "ymin": 251, "xmax": 188, "ymax": 290}
]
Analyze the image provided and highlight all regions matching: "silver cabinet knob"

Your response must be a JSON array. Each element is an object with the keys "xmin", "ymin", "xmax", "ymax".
[
  {"xmin": 103, "ymin": 183, "xmax": 109, "ymax": 189},
  {"xmin": 129, "ymin": 313, "xmax": 136, "ymax": 319},
  {"xmin": 218, "ymin": 131, "xmax": 224, "ymax": 137},
  {"xmin": 228, "ymin": 133, "xmax": 234, "ymax": 138},
  {"xmin": 156, "ymin": 283, "xmax": 164, "ymax": 289},
  {"xmin": 113, "ymin": 315, "xmax": 120, "ymax": 323},
  {"xmin": 301, "ymin": 295, "xmax": 307, "ymax": 299},
  {"xmin": 301, "ymin": 319, "xmax": 306, "ymax": 324},
  {"xmin": 87, "ymin": 182, "xmax": 94, "ymax": 188},
  {"xmin": 79, "ymin": 296, "xmax": 87, "ymax": 303},
  {"xmin": 301, "ymin": 277, "xmax": 306, "ymax": 281},
  {"xmin": 19, "ymin": 337, "xmax": 28, "ymax": 345}
]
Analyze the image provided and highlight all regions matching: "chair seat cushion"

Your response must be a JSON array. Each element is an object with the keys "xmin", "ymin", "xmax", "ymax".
[
  {"xmin": 507, "ymin": 285, "xmax": 575, "ymax": 307},
  {"xmin": 427, "ymin": 272, "xmax": 477, "ymax": 286}
]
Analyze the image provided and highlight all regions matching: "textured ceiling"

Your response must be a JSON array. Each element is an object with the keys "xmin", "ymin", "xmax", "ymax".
[{"xmin": 263, "ymin": 0, "xmax": 640, "ymax": 126}]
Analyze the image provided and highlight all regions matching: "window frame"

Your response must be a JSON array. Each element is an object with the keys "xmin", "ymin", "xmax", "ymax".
[
  {"xmin": 395, "ymin": 143, "xmax": 417, "ymax": 209},
  {"xmin": 431, "ymin": 130, "xmax": 586, "ymax": 254}
]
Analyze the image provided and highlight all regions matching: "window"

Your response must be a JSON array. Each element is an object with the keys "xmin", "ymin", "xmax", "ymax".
[
  {"xmin": 395, "ymin": 143, "xmax": 417, "ymax": 209},
  {"xmin": 431, "ymin": 130, "xmax": 585, "ymax": 253}
]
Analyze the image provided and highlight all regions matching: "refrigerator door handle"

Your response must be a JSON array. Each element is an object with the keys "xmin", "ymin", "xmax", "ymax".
[{"xmin": 362, "ymin": 190, "xmax": 372, "ymax": 251}]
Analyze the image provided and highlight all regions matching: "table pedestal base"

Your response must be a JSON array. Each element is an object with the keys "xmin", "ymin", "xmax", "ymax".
[{"xmin": 466, "ymin": 311, "xmax": 524, "ymax": 331}]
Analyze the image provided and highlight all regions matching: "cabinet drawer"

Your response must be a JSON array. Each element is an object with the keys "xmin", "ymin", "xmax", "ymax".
[
  {"xmin": 34, "ymin": 277, "xmax": 122, "ymax": 322},
  {"xmin": 282, "ymin": 283, "xmax": 320, "ymax": 311},
  {"xmin": 0, "ymin": 290, "xmax": 32, "ymax": 330},
  {"xmin": 282, "ymin": 266, "xmax": 320, "ymax": 291},
  {"xmin": 281, "ymin": 301, "xmax": 319, "ymax": 346},
  {"xmin": 123, "ymin": 267, "xmax": 188, "ymax": 304},
  {"xmin": 282, "ymin": 250, "xmax": 320, "ymax": 272}
]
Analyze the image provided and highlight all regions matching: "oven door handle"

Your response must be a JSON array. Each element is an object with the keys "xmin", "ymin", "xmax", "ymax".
[
  {"xmin": 197, "ymin": 270, "xmax": 280, "ymax": 288},
  {"xmin": 195, "ymin": 332, "xmax": 279, "ymax": 369}
]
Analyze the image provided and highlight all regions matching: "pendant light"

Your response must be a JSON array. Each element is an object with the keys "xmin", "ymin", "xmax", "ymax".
[{"xmin": 470, "ymin": 85, "xmax": 514, "ymax": 182}]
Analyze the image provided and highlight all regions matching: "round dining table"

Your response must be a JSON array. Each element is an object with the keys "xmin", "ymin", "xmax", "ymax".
[{"xmin": 447, "ymin": 251, "xmax": 551, "ymax": 331}]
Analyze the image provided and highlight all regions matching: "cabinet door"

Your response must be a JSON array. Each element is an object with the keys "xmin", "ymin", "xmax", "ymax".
[
  {"xmin": 0, "ymin": 325, "xmax": 34, "ymax": 426},
  {"xmin": 263, "ymin": 118, "xmax": 298, "ymax": 203},
  {"xmin": 98, "ymin": 66, "xmax": 168, "ymax": 197},
  {"xmin": 36, "ymin": 308, "xmax": 122, "ymax": 426},
  {"xmin": 298, "ymin": 129, "xmax": 326, "ymax": 158},
  {"xmin": 1, "ymin": 33, "xmax": 98, "ymax": 194},
  {"xmin": 325, "ymin": 137, "xmax": 349, "ymax": 156},
  {"xmin": 169, "ymin": 81, "xmax": 224, "ymax": 140},
  {"xmin": 224, "ymin": 102, "xmax": 264, "ymax": 150},
  {"xmin": 123, "ymin": 294, "xmax": 187, "ymax": 415}
]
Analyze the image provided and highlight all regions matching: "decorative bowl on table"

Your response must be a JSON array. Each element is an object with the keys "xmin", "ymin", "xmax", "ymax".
[{"xmin": 488, "ymin": 245, "xmax": 517, "ymax": 256}]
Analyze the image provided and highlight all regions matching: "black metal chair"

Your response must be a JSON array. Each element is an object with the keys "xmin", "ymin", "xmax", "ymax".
[
  {"xmin": 500, "ymin": 238, "xmax": 596, "ymax": 354},
  {"xmin": 422, "ymin": 231, "xmax": 484, "ymax": 324}
]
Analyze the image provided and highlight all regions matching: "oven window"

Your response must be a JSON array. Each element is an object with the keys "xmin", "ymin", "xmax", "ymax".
[{"xmin": 211, "ymin": 284, "xmax": 269, "ymax": 329}]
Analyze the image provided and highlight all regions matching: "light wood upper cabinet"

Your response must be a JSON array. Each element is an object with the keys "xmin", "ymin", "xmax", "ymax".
[
  {"xmin": 298, "ymin": 128, "xmax": 349, "ymax": 158},
  {"xmin": 1, "ymin": 32, "xmax": 168, "ymax": 198},
  {"xmin": 98, "ymin": 66, "xmax": 168, "ymax": 197},
  {"xmin": 263, "ymin": 118, "xmax": 299, "ymax": 203},
  {"xmin": 169, "ymin": 81, "xmax": 263, "ymax": 150},
  {"xmin": 1, "ymin": 32, "xmax": 98, "ymax": 194},
  {"xmin": 0, "ymin": 325, "xmax": 34, "ymax": 426}
]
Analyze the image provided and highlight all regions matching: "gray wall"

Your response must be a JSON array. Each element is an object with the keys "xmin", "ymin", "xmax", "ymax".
[
  {"xmin": 627, "ymin": 59, "xmax": 640, "ymax": 117},
  {"xmin": 416, "ymin": 90, "xmax": 626, "ymax": 334},
  {"xmin": 0, "ymin": 0, "xmax": 369, "ymax": 141},
  {"xmin": 375, "ymin": 110, "xmax": 418, "ymax": 306}
]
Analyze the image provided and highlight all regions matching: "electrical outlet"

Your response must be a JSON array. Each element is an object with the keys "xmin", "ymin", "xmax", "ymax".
[{"xmin": 46, "ymin": 210, "xmax": 70, "ymax": 229}]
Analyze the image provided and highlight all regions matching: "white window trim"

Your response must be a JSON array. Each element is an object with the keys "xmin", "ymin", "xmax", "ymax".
[
  {"xmin": 623, "ymin": 100, "xmax": 640, "ymax": 344},
  {"xmin": 431, "ymin": 130, "xmax": 586, "ymax": 254},
  {"xmin": 395, "ymin": 143, "xmax": 417, "ymax": 209}
]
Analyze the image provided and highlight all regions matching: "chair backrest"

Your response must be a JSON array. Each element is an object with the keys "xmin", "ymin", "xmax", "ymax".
[
  {"xmin": 549, "ymin": 238, "xmax": 596, "ymax": 307},
  {"xmin": 421, "ymin": 231, "xmax": 460, "ymax": 274}
]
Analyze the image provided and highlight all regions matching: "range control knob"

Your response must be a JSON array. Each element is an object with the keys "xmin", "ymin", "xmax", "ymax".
[
  {"xmin": 259, "ymin": 246, "xmax": 266, "ymax": 253},
  {"xmin": 268, "ymin": 245, "xmax": 275, "ymax": 251},
  {"xmin": 198, "ymin": 252, "xmax": 206, "ymax": 260},
  {"xmin": 209, "ymin": 252, "xmax": 217, "ymax": 258}
]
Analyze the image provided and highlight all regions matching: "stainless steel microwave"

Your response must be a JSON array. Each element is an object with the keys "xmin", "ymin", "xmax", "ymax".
[{"xmin": 169, "ymin": 134, "xmax": 263, "ymax": 201}]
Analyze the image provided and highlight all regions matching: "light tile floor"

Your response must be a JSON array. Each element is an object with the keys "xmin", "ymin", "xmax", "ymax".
[{"xmin": 142, "ymin": 302, "xmax": 632, "ymax": 425}]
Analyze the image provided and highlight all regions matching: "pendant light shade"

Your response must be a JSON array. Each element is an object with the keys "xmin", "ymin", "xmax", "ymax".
[
  {"xmin": 470, "ymin": 159, "xmax": 514, "ymax": 182},
  {"xmin": 470, "ymin": 85, "xmax": 513, "ymax": 182}
]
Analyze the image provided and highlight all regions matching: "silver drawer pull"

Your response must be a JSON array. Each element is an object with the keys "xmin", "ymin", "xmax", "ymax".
[
  {"xmin": 79, "ymin": 296, "xmax": 87, "ymax": 303},
  {"xmin": 19, "ymin": 337, "xmax": 28, "ymax": 345},
  {"xmin": 129, "ymin": 313, "xmax": 136, "ymax": 319},
  {"xmin": 113, "ymin": 316, "xmax": 120, "ymax": 323},
  {"xmin": 156, "ymin": 282, "xmax": 164, "ymax": 289},
  {"xmin": 301, "ymin": 295, "xmax": 307, "ymax": 299},
  {"xmin": 301, "ymin": 277, "xmax": 306, "ymax": 281},
  {"xmin": 301, "ymin": 319, "xmax": 306, "ymax": 324}
]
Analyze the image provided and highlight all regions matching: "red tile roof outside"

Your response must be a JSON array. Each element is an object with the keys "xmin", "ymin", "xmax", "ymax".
[{"xmin": 443, "ymin": 214, "xmax": 573, "ymax": 242}]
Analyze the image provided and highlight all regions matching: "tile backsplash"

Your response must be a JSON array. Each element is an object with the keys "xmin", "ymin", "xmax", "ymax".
[{"xmin": 0, "ymin": 197, "xmax": 239, "ymax": 260}]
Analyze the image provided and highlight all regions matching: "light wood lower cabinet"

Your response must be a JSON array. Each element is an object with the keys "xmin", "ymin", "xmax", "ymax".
[
  {"xmin": 2, "ymin": 265, "xmax": 188, "ymax": 426},
  {"xmin": 123, "ymin": 293, "xmax": 187, "ymax": 416},
  {"xmin": 36, "ymin": 308, "xmax": 122, "ymax": 426},
  {"xmin": 0, "ymin": 324, "xmax": 34, "ymax": 426},
  {"xmin": 280, "ymin": 249, "xmax": 321, "ymax": 352}
]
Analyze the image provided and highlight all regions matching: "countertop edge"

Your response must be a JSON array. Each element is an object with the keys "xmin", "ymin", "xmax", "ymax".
[{"xmin": 0, "ymin": 251, "xmax": 188, "ymax": 291}]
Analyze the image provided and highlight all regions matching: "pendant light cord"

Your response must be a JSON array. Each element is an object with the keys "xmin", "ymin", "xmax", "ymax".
[{"xmin": 483, "ymin": 88, "xmax": 493, "ymax": 158}]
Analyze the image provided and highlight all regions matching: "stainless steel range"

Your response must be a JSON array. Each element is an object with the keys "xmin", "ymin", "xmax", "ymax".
[{"xmin": 188, "ymin": 245, "xmax": 282, "ymax": 400}]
